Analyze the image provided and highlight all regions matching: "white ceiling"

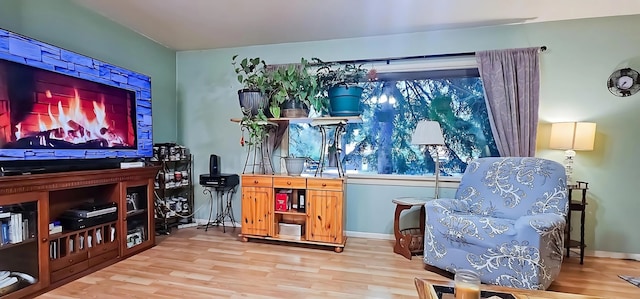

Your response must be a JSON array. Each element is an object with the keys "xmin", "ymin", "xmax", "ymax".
[{"xmin": 72, "ymin": 0, "xmax": 640, "ymax": 51}]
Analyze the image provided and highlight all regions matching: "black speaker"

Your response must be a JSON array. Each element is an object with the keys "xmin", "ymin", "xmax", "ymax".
[{"xmin": 209, "ymin": 154, "xmax": 221, "ymax": 176}]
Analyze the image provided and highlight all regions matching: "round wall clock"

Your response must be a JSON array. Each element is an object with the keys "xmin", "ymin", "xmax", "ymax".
[{"xmin": 607, "ymin": 68, "xmax": 640, "ymax": 97}]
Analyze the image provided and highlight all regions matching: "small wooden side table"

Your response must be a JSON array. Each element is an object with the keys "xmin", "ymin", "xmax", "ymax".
[
  {"xmin": 566, "ymin": 181, "xmax": 588, "ymax": 264},
  {"xmin": 392, "ymin": 197, "xmax": 429, "ymax": 260}
]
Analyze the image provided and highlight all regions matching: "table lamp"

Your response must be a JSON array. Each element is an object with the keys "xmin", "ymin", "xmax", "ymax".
[
  {"xmin": 549, "ymin": 122, "xmax": 596, "ymax": 184},
  {"xmin": 412, "ymin": 120, "xmax": 445, "ymax": 198}
]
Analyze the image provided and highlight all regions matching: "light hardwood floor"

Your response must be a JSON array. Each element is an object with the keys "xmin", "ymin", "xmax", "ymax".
[{"xmin": 38, "ymin": 227, "xmax": 640, "ymax": 298}]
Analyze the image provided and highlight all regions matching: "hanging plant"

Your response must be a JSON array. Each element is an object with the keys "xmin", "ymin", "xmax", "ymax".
[{"xmin": 239, "ymin": 108, "xmax": 269, "ymax": 147}]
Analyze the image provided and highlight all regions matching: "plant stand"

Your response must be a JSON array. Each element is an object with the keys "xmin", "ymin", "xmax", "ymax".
[
  {"xmin": 242, "ymin": 122, "xmax": 278, "ymax": 174},
  {"xmin": 311, "ymin": 119, "xmax": 348, "ymax": 177}
]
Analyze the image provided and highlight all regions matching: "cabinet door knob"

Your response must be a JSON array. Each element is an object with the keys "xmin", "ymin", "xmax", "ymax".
[
  {"xmin": 254, "ymin": 180, "xmax": 258, "ymax": 184},
  {"xmin": 41, "ymin": 238, "xmax": 48, "ymax": 242},
  {"xmin": 322, "ymin": 183, "xmax": 327, "ymax": 187},
  {"xmin": 287, "ymin": 181, "xmax": 291, "ymax": 185}
]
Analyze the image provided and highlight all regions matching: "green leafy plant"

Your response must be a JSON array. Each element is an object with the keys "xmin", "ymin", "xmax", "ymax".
[
  {"xmin": 313, "ymin": 58, "xmax": 370, "ymax": 95},
  {"xmin": 239, "ymin": 108, "xmax": 269, "ymax": 147},
  {"xmin": 267, "ymin": 58, "xmax": 325, "ymax": 118},
  {"xmin": 232, "ymin": 55, "xmax": 269, "ymax": 91}
]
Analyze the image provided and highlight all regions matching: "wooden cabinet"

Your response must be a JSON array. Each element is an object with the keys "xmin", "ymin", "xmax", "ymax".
[
  {"xmin": 0, "ymin": 192, "xmax": 48, "ymax": 299},
  {"xmin": 240, "ymin": 175, "xmax": 273, "ymax": 236},
  {"xmin": 0, "ymin": 167, "xmax": 158, "ymax": 298},
  {"xmin": 307, "ymin": 191, "xmax": 343, "ymax": 244},
  {"xmin": 120, "ymin": 179, "xmax": 155, "ymax": 257},
  {"xmin": 48, "ymin": 221, "xmax": 119, "ymax": 283},
  {"xmin": 240, "ymin": 175, "xmax": 346, "ymax": 252}
]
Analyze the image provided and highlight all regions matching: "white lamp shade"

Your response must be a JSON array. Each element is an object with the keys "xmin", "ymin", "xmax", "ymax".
[
  {"xmin": 549, "ymin": 122, "xmax": 596, "ymax": 151},
  {"xmin": 412, "ymin": 121, "xmax": 445, "ymax": 145}
]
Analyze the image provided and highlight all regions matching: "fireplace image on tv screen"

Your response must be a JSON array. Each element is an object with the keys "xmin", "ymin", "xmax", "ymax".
[
  {"xmin": 0, "ymin": 60, "xmax": 136, "ymax": 150},
  {"xmin": 0, "ymin": 27, "xmax": 152, "ymax": 163}
]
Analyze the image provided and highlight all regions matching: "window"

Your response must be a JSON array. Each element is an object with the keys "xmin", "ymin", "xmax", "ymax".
[{"xmin": 289, "ymin": 58, "xmax": 499, "ymax": 176}]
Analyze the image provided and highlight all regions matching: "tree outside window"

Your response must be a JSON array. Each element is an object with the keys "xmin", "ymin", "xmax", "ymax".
[{"xmin": 289, "ymin": 68, "xmax": 499, "ymax": 176}]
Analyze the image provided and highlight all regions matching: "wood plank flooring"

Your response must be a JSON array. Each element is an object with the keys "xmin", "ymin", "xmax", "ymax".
[{"xmin": 38, "ymin": 227, "xmax": 640, "ymax": 298}]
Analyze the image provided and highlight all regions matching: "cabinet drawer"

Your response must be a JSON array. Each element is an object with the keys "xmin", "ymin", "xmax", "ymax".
[
  {"xmin": 50, "ymin": 251, "xmax": 89, "ymax": 272},
  {"xmin": 307, "ymin": 178, "xmax": 343, "ymax": 191},
  {"xmin": 273, "ymin": 177, "xmax": 306, "ymax": 189},
  {"xmin": 88, "ymin": 249, "xmax": 119, "ymax": 268},
  {"xmin": 89, "ymin": 241, "xmax": 119, "ymax": 258},
  {"xmin": 242, "ymin": 176, "xmax": 272, "ymax": 188},
  {"xmin": 51, "ymin": 260, "xmax": 89, "ymax": 283}
]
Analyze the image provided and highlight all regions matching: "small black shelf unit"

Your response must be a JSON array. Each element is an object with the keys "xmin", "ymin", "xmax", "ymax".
[{"xmin": 151, "ymin": 144, "xmax": 194, "ymax": 234}]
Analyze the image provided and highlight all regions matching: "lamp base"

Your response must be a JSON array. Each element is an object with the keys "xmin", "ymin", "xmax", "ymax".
[
  {"xmin": 564, "ymin": 149, "xmax": 576, "ymax": 185},
  {"xmin": 433, "ymin": 147, "xmax": 441, "ymax": 199}
]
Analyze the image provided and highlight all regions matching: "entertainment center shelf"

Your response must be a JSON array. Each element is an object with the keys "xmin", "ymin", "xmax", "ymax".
[{"xmin": 0, "ymin": 166, "xmax": 159, "ymax": 299}]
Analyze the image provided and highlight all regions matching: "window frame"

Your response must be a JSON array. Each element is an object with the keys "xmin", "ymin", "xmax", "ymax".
[{"xmin": 283, "ymin": 55, "xmax": 483, "ymax": 187}]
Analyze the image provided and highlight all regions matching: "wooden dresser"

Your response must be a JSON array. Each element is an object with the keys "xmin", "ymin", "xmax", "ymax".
[{"xmin": 239, "ymin": 174, "xmax": 346, "ymax": 252}]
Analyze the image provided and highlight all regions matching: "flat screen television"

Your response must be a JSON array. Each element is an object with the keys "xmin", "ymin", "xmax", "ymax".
[{"xmin": 0, "ymin": 28, "xmax": 152, "ymax": 174}]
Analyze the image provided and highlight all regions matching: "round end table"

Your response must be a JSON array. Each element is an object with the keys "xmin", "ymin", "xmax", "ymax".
[{"xmin": 392, "ymin": 197, "xmax": 430, "ymax": 260}]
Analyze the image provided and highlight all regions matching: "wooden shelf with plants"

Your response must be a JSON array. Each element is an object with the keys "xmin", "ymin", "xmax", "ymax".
[
  {"xmin": 230, "ymin": 116, "xmax": 362, "ymax": 124},
  {"xmin": 230, "ymin": 56, "xmax": 369, "ymax": 252}
]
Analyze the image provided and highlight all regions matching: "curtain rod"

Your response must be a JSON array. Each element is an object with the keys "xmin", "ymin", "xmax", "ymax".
[{"xmin": 331, "ymin": 46, "xmax": 547, "ymax": 65}]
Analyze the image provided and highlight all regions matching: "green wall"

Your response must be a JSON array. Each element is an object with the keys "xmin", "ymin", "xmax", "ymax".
[
  {"xmin": 3, "ymin": 0, "xmax": 634, "ymax": 255},
  {"xmin": 178, "ymin": 15, "xmax": 640, "ymax": 255},
  {"xmin": 0, "ymin": 0, "xmax": 177, "ymax": 142}
]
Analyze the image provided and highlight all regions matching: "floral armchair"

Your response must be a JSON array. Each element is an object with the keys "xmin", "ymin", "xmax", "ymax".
[{"xmin": 423, "ymin": 157, "xmax": 568, "ymax": 290}]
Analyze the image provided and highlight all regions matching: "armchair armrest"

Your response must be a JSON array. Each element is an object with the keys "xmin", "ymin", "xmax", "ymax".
[
  {"xmin": 514, "ymin": 213, "xmax": 566, "ymax": 265},
  {"xmin": 424, "ymin": 198, "xmax": 468, "ymax": 214},
  {"xmin": 515, "ymin": 213, "xmax": 566, "ymax": 240}
]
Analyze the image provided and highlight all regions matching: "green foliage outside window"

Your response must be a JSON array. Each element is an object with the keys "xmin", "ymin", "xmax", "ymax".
[{"xmin": 289, "ymin": 71, "xmax": 499, "ymax": 176}]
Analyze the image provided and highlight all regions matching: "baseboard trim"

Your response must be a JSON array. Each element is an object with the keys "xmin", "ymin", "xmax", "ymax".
[
  {"xmin": 190, "ymin": 222, "xmax": 639, "ymax": 260},
  {"xmin": 177, "ymin": 222, "xmax": 198, "ymax": 229},
  {"xmin": 586, "ymin": 250, "xmax": 640, "ymax": 261},
  {"xmin": 345, "ymin": 231, "xmax": 395, "ymax": 241},
  {"xmin": 344, "ymin": 231, "xmax": 640, "ymax": 261},
  {"xmin": 193, "ymin": 218, "xmax": 240, "ymax": 228}
]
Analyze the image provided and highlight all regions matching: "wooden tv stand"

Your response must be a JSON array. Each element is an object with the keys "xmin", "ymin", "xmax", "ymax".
[
  {"xmin": 0, "ymin": 166, "xmax": 159, "ymax": 299},
  {"xmin": 239, "ymin": 174, "xmax": 346, "ymax": 252}
]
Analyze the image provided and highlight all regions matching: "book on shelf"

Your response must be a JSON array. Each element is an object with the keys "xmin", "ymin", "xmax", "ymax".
[
  {"xmin": 49, "ymin": 240, "xmax": 58, "ymax": 259},
  {"xmin": 110, "ymin": 226, "xmax": 116, "ymax": 242},
  {"xmin": 9, "ymin": 213, "xmax": 23, "ymax": 244},
  {"xmin": 0, "ymin": 222, "xmax": 8, "ymax": 245},
  {"xmin": 0, "ymin": 212, "xmax": 35, "ymax": 245}
]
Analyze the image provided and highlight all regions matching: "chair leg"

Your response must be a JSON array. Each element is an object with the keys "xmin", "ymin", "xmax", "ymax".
[
  {"xmin": 580, "ymin": 208, "xmax": 586, "ymax": 264},
  {"xmin": 566, "ymin": 208, "xmax": 572, "ymax": 257}
]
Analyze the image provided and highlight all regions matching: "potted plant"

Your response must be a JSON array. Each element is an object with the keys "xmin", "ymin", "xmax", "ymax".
[
  {"xmin": 314, "ymin": 58, "xmax": 372, "ymax": 117},
  {"xmin": 239, "ymin": 108, "xmax": 269, "ymax": 147},
  {"xmin": 232, "ymin": 55, "xmax": 270, "ymax": 116},
  {"xmin": 267, "ymin": 58, "xmax": 326, "ymax": 118},
  {"xmin": 282, "ymin": 155, "xmax": 309, "ymax": 176}
]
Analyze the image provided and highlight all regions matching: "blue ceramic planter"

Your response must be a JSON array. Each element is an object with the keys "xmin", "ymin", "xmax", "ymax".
[{"xmin": 328, "ymin": 85, "xmax": 364, "ymax": 117}]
